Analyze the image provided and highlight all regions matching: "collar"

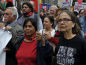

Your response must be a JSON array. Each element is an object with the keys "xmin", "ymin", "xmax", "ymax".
[
  {"xmin": 6, "ymin": 20, "xmax": 17, "ymax": 26},
  {"xmin": 24, "ymin": 33, "xmax": 36, "ymax": 41},
  {"xmin": 26, "ymin": 12, "xmax": 33, "ymax": 17}
]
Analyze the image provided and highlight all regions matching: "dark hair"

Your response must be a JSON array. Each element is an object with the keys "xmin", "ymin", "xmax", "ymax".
[
  {"xmin": 43, "ymin": 15, "xmax": 54, "ymax": 27},
  {"xmin": 6, "ymin": 2, "xmax": 13, "ymax": 8},
  {"xmin": 22, "ymin": 2, "xmax": 33, "ymax": 12},
  {"xmin": 56, "ymin": 8, "xmax": 68, "ymax": 16},
  {"xmin": 79, "ymin": 9, "xmax": 84, "ymax": 14},
  {"xmin": 58, "ymin": 10, "xmax": 81, "ymax": 35},
  {"xmin": 23, "ymin": 18, "xmax": 37, "ymax": 31},
  {"xmin": 74, "ymin": 11, "xmax": 79, "ymax": 16}
]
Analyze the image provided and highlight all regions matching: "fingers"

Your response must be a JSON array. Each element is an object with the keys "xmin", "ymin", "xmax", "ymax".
[
  {"xmin": 0, "ymin": 23, "xmax": 5, "ymax": 29},
  {"xmin": 4, "ymin": 48, "xmax": 10, "ymax": 51},
  {"xmin": 36, "ymin": 32, "xmax": 45, "ymax": 46},
  {"xmin": 36, "ymin": 32, "xmax": 42, "ymax": 40},
  {"xmin": 44, "ymin": 32, "xmax": 51, "ymax": 40},
  {"xmin": 35, "ymin": 31, "xmax": 51, "ymax": 40},
  {"xmin": 5, "ymin": 26, "xmax": 12, "ymax": 31}
]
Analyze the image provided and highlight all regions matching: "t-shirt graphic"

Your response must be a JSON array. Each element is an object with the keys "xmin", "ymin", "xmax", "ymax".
[{"xmin": 56, "ymin": 46, "xmax": 76, "ymax": 65}]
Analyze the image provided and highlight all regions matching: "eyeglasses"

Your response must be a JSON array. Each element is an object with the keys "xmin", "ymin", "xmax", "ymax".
[
  {"xmin": 57, "ymin": 18, "xmax": 72, "ymax": 23},
  {"xmin": 4, "ymin": 13, "xmax": 9, "ymax": 15}
]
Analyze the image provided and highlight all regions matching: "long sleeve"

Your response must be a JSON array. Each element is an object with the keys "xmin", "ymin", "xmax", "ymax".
[{"xmin": 37, "ymin": 40, "xmax": 53, "ymax": 65}]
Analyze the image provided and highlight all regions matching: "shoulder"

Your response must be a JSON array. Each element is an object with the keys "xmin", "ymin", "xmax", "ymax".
[
  {"xmin": 72, "ymin": 35, "xmax": 86, "ymax": 45},
  {"xmin": 16, "ymin": 37, "xmax": 24, "ymax": 50},
  {"xmin": 12, "ymin": 23, "xmax": 23, "ymax": 29}
]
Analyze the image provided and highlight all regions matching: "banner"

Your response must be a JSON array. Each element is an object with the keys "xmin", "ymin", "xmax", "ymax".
[
  {"xmin": 7, "ymin": 0, "xmax": 13, "ymax": 3},
  {"xmin": 58, "ymin": 0, "xmax": 73, "ymax": 8},
  {"xmin": 77, "ymin": 0, "xmax": 83, "ymax": 4},
  {"xmin": 74, "ymin": 2, "xmax": 86, "ymax": 12},
  {"xmin": 31, "ymin": 0, "xmax": 42, "ymax": 12},
  {"xmin": 1, "ymin": 0, "xmax": 5, "ymax": 3},
  {"xmin": 39, "ymin": 0, "xmax": 42, "ymax": 9},
  {"xmin": 0, "ymin": 27, "xmax": 12, "ymax": 65}
]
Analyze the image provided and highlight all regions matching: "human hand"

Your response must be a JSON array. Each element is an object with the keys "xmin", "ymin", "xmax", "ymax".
[
  {"xmin": 4, "ymin": 47, "xmax": 10, "ymax": 51},
  {"xmin": 44, "ymin": 32, "xmax": 51, "ymax": 40},
  {"xmin": 36, "ymin": 32, "xmax": 45, "ymax": 46},
  {"xmin": 36, "ymin": 32, "xmax": 42, "ymax": 40},
  {"xmin": 0, "ymin": 22, "xmax": 5, "ymax": 29},
  {"xmin": 5, "ymin": 26, "xmax": 12, "ymax": 31}
]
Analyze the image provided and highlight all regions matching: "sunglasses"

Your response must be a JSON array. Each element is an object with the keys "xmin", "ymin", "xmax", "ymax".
[{"xmin": 57, "ymin": 18, "xmax": 72, "ymax": 23}]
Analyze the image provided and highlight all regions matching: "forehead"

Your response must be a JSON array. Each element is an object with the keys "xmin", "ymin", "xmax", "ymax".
[
  {"xmin": 23, "ymin": 4, "xmax": 28, "ymax": 7},
  {"xmin": 44, "ymin": 17, "xmax": 49, "ymax": 20},
  {"xmin": 5, "ymin": 9, "xmax": 12, "ymax": 13},
  {"xmin": 50, "ymin": 7, "xmax": 56, "ymax": 10},
  {"xmin": 25, "ymin": 21, "xmax": 32, "ymax": 25},
  {"xmin": 44, "ymin": 17, "xmax": 50, "ymax": 22},
  {"xmin": 59, "ymin": 12, "xmax": 71, "ymax": 19}
]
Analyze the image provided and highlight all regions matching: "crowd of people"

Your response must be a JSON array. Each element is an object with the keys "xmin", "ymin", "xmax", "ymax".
[{"xmin": 0, "ymin": 1, "xmax": 86, "ymax": 65}]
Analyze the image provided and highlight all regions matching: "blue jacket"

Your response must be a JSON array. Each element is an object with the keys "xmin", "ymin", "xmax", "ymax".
[{"xmin": 79, "ymin": 16, "xmax": 86, "ymax": 33}]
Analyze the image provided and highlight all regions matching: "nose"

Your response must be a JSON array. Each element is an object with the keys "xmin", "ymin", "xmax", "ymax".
[
  {"xmin": 23, "ymin": 7, "xmax": 26, "ymax": 9},
  {"xmin": 26, "ymin": 27, "xmax": 30, "ymax": 30},
  {"xmin": 59, "ymin": 20, "xmax": 64, "ymax": 24}
]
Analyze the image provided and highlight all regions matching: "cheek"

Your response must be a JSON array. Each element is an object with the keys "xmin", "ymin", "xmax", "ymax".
[
  {"xmin": 58, "ymin": 24, "xmax": 68, "ymax": 31},
  {"xmin": 65, "ymin": 24, "xmax": 74, "ymax": 31},
  {"xmin": 32, "ymin": 28, "xmax": 36, "ymax": 33}
]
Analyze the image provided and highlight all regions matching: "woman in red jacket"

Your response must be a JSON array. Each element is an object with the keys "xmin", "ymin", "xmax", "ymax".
[{"xmin": 15, "ymin": 18, "xmax": 53, "ymax": 65}]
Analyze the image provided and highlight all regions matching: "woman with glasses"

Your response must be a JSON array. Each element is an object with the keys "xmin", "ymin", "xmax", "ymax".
[{"xmin": 55, "ymin": 10, "xmax": 86, "ymax": 65}]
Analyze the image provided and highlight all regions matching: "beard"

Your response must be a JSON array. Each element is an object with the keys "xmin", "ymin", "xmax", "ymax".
[{"xmin": 23, "ymin": 12, "xmax": 28, "ymax": 17}]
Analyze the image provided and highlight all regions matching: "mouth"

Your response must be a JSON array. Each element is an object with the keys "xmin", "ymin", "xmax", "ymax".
[
  {"xmin": 25, "ymin": 32, "xmax": 31, "ymax": 36},
  {"xmin": 60, "ymin": 26, "xmax": 65, "ymax": 28},
  {"xmin": 25, "ymin": 31, "xmax": 31, "ymax": 33},
  {"xmin": 59, "ymin": 25, "xmax": 65, "ymax": 28}
]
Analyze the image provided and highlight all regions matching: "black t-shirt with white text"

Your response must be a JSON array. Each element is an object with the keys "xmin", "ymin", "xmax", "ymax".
[{"xmin": 55, "ymin": 35, "xmax": 86, "ymax": 65}]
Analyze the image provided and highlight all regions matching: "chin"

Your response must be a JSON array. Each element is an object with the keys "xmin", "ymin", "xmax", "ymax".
[
  {"xmin": 59, "ymin": 29, "xmax": 66, "ymax": 32},
  {"xmin": 25, "ymin": 33, "xmax": 31, "ymax": 36}
]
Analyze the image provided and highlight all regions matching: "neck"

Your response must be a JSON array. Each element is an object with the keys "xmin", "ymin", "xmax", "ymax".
[
  {"xmin": 24, "ymin": 32, "xmax": 36, "ymax": 40},
  {"xmin": 45, "ymin": 27, "xmax": 53, "ymax": 32},
  {"xmin": 64, "ymin": 31, "xmax": 76, "ymax": 39}
]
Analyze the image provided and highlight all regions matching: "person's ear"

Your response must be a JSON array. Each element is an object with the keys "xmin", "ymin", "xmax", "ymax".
[{"xmin": 72, "ymin": 23, "xmax": 75, "ymax": 28}]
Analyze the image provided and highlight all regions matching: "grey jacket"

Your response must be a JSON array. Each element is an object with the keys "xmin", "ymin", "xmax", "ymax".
[
  {"xmin": 6, "ymin": 22, "xmax": 24, "ymax": 65},
  {"xmin": 17, "ymin": 13, "xmax": 43, "ymax": 31}
]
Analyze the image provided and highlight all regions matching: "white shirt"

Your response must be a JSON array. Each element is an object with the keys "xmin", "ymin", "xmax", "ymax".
[{"xmin": 39, "ymin": 29, "xmax": 55, "ymax": 37}]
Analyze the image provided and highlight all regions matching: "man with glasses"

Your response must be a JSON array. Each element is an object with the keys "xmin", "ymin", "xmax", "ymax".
[{"xmin": 0, "ymin": 7, "xmax": 24, "ymax": 65}]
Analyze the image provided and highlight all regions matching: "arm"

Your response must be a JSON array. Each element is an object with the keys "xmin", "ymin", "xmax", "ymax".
[
  {"xmin": 5, "ymin": 23, "xmax": 24, "ymax": 47},
  {"xmin": 37, "ymin": 40, "xmax": 53, "ymax": 65},
  {"xmin": 45, "ymin": 31, "xmax": 60, "ymax": 45}
]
